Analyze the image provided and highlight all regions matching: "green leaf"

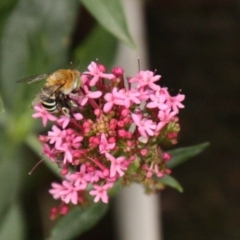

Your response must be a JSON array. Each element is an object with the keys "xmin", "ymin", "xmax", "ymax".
[
  {"xmin": 80, "ymin": 0, "xmax": 135, "ymax": 48},
  {"xmin": 166, "ymin": 142, "xmax": 210, "ymax": 169},
  {"xmin": 25, "ymin": 134, "xmax": 61, "ymax": 177},
  {"xmin": 0, "ymin": 202, "xmax": 26, "ymax": 240},
  {"xmin": 74, "ymin": 24, "xmax": 117, "ymax": 71},
  {"xmin": 158, "ymin": 175, "xmax": 183, "ymax": 193},
  {"xmin": 0, "ymin": 143, "xmax": 23, "ymax": 229},
  {"xmin": 0, "ymin": 0, "xmax": 78, "ymax": 109},
  {"xmin": 0, "ymin": 0, "xmax": 18, "ymax": 38},
  {"xmin": 0, "ymin": 95, "xmax": 4, "ymax": 113},
  {"xmin": 47, "ymin": 203, "xmax": 108, "ymax": 240}
]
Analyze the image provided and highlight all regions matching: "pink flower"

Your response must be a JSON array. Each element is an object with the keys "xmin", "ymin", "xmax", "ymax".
[
  {"xmin": 32, "ymin": 104, "xmax": 57, "ymax": 127},
  {"xmin": 80, "ymin": 85, "xmax": 102, "ymax": 106},
  {"xmin": 131, "ymin": 113, "xmax": 157, "ymax": 138},
  {"xmin": 59, "ymin": 144, "xmax": 73, "ymax": 164},
  {"xmin": 42, "ymin": 144, "xmax": 56, "ymax": 162},
  {"xmin": 129, "ymin": 70, "xmax": 160, "ymax": 91},
  {"xmin": 156, "ymin": 109, "xmax": 177, "ymax": 132},
  {"xmin": 65, "ymin": 129, "xmax": 83, "ymax": 148},
  {"xmin": 103, "ymin": 87, "xmax": 125, "ymax": 112},
  {"xmin": 49, "ymin": 181, "xmax": 79, "ymax": 205},
  {"xmin": 73, "ymin": 113, "xmax": 83, "ymax": 120},
  {"xmin": 89, "ymin": 183, "xmax": 113, "ymax": 203},
  {"xmin": 111, "ymin": 66, "xmax": 124, "ymax": 76},
  {"xmin": 48, "ymin": 125, "xmax": 66, "ymax": 148},
  {"xmin": 153, "ymin": 164, "xmax": 165, "ymax": 178},
  {"xmin": 57, "ymin": 115, "xmax": 70, "ymax": 129},
  {"xmin": 105, "ymin": 153, "xmax": 127, "ymax": 177},
  {"xmin": 31, "ymin": 61, "xmax": 185, "ymax": 208},
  {"xmin": 67, "ymin": 164, "xmax": 90, "ymax": 189},
  {"xmin": 88, "ymin": 170, "xmax": 103, "ymax": 183},
  {"xmin": 137, "ymin": 88, "xmax": 152, "ymax": 101},
  {"xmin": 57, "ymin": 133, "xmax": 83, "ymax": 164},
  {"xmin": 166, "ymin": 93, "xmax": 185, "ymax": 113},
  {"xmin": 146, "ymin": 89, "xmax": 168, "ymax": 110},
  {"xmin": 117, "ymin": 88, "xmax": 141, "ymax": 108},
  {"xmin": 99, "ymin": 133, "xmax": 115, "ymax": 154},
  {"xmin": 84, "ymin": 61, "xmax": 115, "ymax": 86}
]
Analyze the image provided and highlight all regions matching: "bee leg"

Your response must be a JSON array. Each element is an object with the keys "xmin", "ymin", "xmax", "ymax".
[
  {"xmin": 61, "ymin": 107, "xmax": 70, "ymax": 117},
  {"xmin": 68, "ymin": 100, "xmax": 77, "ymax": 108}
]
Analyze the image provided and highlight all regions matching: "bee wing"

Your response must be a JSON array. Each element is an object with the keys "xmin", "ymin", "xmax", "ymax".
[
  {"xmin": 31, "ymin": 85, "xmax": 60, "ymax": 108},
  {"xmin": 16, "ymin": 73, "xmax": 50, "ymax": 84},
  {"xmin": 31, "ymin": 93, "xmax": 41, "ymax": 107}
]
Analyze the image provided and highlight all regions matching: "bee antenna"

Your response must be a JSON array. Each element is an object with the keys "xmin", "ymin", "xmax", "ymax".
[
  {"xmin": 28, "ymin": 158, "xmax": 45, "ymax": 175},
  {"xmin": 77, "ymin": 60, "xmax": 80, "ymax": 70}
]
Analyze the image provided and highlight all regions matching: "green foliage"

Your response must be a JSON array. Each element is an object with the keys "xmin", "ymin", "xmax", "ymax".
[
  {"xmin": 0, "ymin": 0, "xmax": 18, "ymax": 38},
  {"xmin": 0, "ymin": 202, "xmax": 26, "ymax": 240},
  {"xmin": 0, "ymin": 137, "xmax": 24, "ymax": 231},
  {"xmin": 74, "ymin": 24, "xmax": 118, "ymax": 71},
  {"xmin": 47, "ymin": 204, "xmax": 108, "ymax": 240},
  {"xmin": 0, "ymin": 0, "xmax": 78, "ymax": 110},
  {"xmin": 158, "ymin": 175, "xmax": 183, "ymax": 193},
  {"xmin": 0, "ymin": 95, "xmax": 4, "ymax": 113},
  {"xmin": 80, "ymin": 0, "xmax": 135, "ymax": 48},
  {"xmin": 0, "ymin": 0, "xmax": 209, "ymax": 239},
  {"xmin": 0, "ymin": 0, "xmax": 135, "ymax": 238},
  {"xmin": 167, "ymin": 142, "xmax": 210, "ymax": 169}
]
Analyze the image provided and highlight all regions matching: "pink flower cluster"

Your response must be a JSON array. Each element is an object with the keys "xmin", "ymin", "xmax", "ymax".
[{"xmin": 33, "ymin": 61, "xmax": 184, "ymax": 213}]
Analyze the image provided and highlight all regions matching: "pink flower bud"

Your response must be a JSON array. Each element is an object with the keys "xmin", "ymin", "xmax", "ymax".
[
  {"xmin": 98, "ymin": 64, "xmax": 106, "ymax": 72},
  {"xmin": 66, "ymin": 129, "xmax": 74, "ymax": 135},
  {"xmin": 118, "ymin": 129, "xmax": 126, "ymax": 137},
  {"xmin": 167, "ymin": 132, "xmax": 177, "ymax": 139},
  {"xmin": 83, "ymin": 127, "xmax": 90, "ymax": 134},
  {"xmin": 39, "ymin": 135, "xmax": 48, "ymax": 142},
  {"xmin": 87, "ymin": 165, "xmax": 94, "ymax": 172},
  {"xmin": 111, "ymin": 66, "xmax": 124, "ymax": 76},
  {"xmin": 146, "ymin": 171, "xmax": 153, "ymax": 178},
  {"xmin": 59, "ymin": 205, "xmax": 69, "ymax": 215},
  {"xmin": 50, "ymin": 207, "xmax": 58, "ymax": 220},
  {"xmin": 123, "ymin": 117, "xmax": 131, "ymax": 124},
  {"xmin": 140, "ymin": 149, "xmax": 148, "ymax": 156},
  {"xmin": 109, "ymin": 124, "xmax": 117, "ymax": 131},
  {"xmin": 73, "ymin": 159, "xmax": 80, "ymax": 165},
  {"xmin": 110, "ymin": 119, "xmax": 118, "ymax": 125},
  {"xmin": 73, "ymin": 152, "xmax": 82, "ymax": 158},
  {"xmin": 125, "ymin": 131, "xmax": 132, "ymax": 139},
  {"xmin": 156, "ymin": 172, "xmax": 164, "ymax": 178},
  {"xmin": 127, "ymin": 140, "xmax": 133, "ymax": 147},
  {"xmin": 83, "ymin": 121, "xmax": 91, "ymax": 128},
  {"xmin": 61, "ymin": 168, "xmax": 69, "ymax": 175},
  {"xmin": 165, "ymin": 169, "xmax": 172, "ymax": 174},
  {"xmin": 102, "ymin": 169, "xmax": 110, "ymax": 178},
  {"xmin": 108, "ymin": 137, "xmax": 116, "ymax": 143},
  {"xmin": 129, "ymin": 156, "xmax": 136, "ymax": 162},
  {"xmin": 121, "ymin": 109, "xmax": 129, "ymax": 117},
  {"xmin": 117, "ymin": 120, "xmax": 124, "ymax": 127},
  {"xmin": 94, "ymin": 108, "xmax": 102, "ymax": 117},
  {"xmin": 163, "ymin": 152, "xmax": 171, "ymax": 161}
]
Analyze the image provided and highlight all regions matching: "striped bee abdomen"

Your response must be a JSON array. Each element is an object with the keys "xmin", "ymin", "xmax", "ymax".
[
  {"xmin": 41, "ymin": 95, "xmax": 58, "ymax": 112},
  {"xmin": 39, "ymin": 86, "xmax": 58, "ymax": 113}
]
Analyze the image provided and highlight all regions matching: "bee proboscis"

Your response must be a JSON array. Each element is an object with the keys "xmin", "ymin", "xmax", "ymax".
[{"xmin": 17, "ymin": 69, "xmax": 81, "ymax": 116}]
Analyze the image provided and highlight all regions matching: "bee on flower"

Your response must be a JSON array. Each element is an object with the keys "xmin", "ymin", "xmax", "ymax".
[{"xmin": 31, "ymin": 61, "xmax": 184, "ymax": 219}]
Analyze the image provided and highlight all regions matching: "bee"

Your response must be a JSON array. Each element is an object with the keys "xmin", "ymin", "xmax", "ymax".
[{"xmin": 17, "ymin": 69, "xmax": 81, "ymax": 116}]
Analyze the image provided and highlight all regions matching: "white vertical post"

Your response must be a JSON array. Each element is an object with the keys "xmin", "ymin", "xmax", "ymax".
[{"xmin": 114, "ymin": 1, "xmax": 162, "ymax": 240}]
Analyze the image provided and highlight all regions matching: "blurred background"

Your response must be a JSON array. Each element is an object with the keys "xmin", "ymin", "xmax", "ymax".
[
  {"xmin": 147, "ymin": 1, "xmax": 240, "ymax": 240},
  {"xmin": 0, "ymin": 0, "xmax": 239, "ymax": 240}
]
